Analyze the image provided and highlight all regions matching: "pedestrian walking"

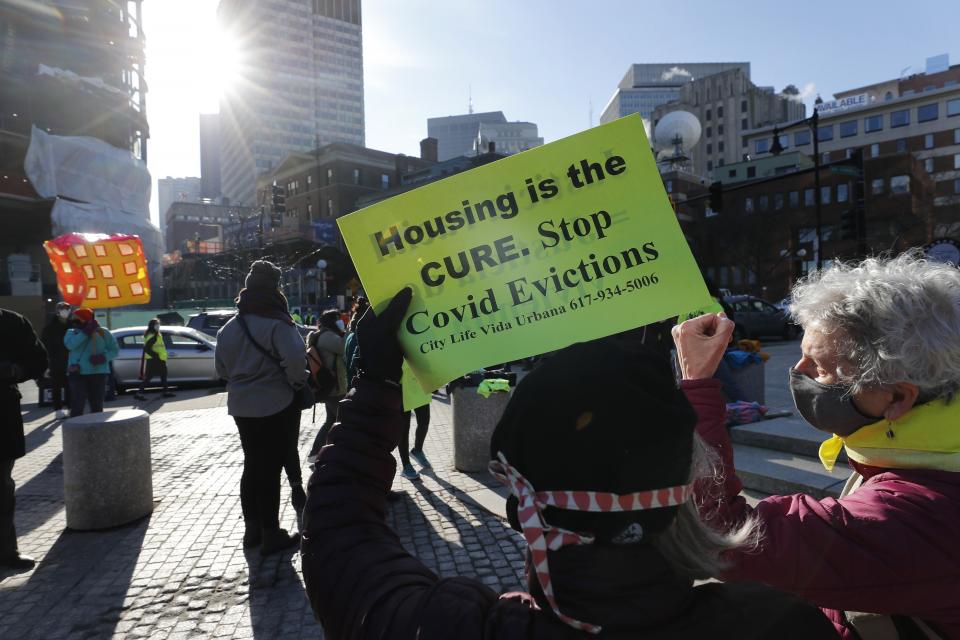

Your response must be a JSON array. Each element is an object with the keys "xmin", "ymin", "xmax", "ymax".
[
  {"xmin": 397, "ymin": 403, "xmax": 431, "ymax": 480},
  {"xmin": 63, "ymin": 308, "xmax": 118, "ymax": 417},
  {"xmin": 300, "ymin": 288, "xmax": 836, "ymax": 639},
  {"xmin": 342, "ymin": 296, "xmax": 368, "ymax": 385},
  {"xmin": 134, "ymin": 318, "xmax": 175, "ymax": 401},
  {"xmin": 674, "ymin": 253, "xmax": 960, "ymax": 639},
  {"xmin": 0, "ymin": 308, "xmax": 47, "ymax": 571},
  {"xmin": 40, "ymin": 302, "xmax": 71, "ymax": 419},
  {"xmin": 305, "ymin": 310, "xmax": 348, "ymax": 461},
  {"xmin": 215, "ymin": 260, "xmax": 306, "ymax": 556}
]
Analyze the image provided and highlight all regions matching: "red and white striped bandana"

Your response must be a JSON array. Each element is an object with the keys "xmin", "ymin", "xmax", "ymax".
[{"xmin": 488, "ymin": 451, "xmax": 693, "ymax": 635}]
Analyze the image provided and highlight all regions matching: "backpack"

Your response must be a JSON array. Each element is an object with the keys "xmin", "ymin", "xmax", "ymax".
[{"xmin": 306, "ymin": 344, "xmax": 337, "ymax": 401}]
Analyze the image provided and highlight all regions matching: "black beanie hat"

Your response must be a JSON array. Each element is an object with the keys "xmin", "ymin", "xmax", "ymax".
[
  {"xmin": 245, "ymin": 260, "xmax": 282, "ymax": 291},
  {"xmin": 490, "ymin": 338, "xmax": 696, "ymax": 543}
]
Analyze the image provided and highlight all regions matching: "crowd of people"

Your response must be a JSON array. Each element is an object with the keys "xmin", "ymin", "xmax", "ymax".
[{"xmin": 3, "ymin": 251, "xmax": 959, "ymax": 638}]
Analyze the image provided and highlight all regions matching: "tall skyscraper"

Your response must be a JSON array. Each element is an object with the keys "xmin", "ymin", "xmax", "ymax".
[
  {"xmin": 199, "ymin": 114, "xmax": 222, "ymax": 200},
  {"xmin": 218, "ymin": 0, "xmax": 365, "ymax": 205},
  {"xmin": 601, "ymin": 63, "xmax": 751, "ymax": 123}
]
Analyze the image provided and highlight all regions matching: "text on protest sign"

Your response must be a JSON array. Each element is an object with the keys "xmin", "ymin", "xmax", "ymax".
[{"xmin": 338, "ymin": 114, "xmax": 712, "ymax": 391}]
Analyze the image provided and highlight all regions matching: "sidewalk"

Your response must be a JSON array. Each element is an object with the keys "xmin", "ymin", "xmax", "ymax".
[{"xmin": 0, "ymin": 392, "xmax": 527, "ymax": 639}]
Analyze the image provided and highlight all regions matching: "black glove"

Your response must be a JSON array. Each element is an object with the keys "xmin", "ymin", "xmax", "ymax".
[{"xmin": 355, "ymin": 287, "xmax": 412, "ymax": 385}]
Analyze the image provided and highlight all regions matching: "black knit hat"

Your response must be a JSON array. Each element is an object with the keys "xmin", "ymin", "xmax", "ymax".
[
  {"xmin": 490, "ymin": 338, "xmax": 696, "ymax": 543},
  {"xmin": 245, "ymin": 260, "xmax": 282, "ymax": 291}
]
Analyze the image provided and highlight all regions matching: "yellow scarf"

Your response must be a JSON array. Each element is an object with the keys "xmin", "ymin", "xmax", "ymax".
[{"xmin": 819, "ymin": 398, "xmax": 960, "ymax": 472}]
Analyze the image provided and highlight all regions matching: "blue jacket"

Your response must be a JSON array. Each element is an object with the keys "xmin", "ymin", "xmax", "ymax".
[{"xmin": 64, "ymin": 327, "xmax": 119, "ymax": 375}]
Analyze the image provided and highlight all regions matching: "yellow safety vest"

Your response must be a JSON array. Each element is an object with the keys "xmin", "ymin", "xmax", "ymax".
[{"xmin": 144, "ymin": 331, "xmax": 167, "ymax": 362}]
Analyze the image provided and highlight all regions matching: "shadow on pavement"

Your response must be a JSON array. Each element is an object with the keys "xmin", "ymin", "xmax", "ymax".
[
  {"xmin": 0, "ymin": 515, "xmax": 150, "ymax": 638},
  {"xmin": 244, "ymin": 547, "xmax": 312, "ymax": 638},
  {"xmin": 12, "ymin": 453, "xmax": 64, "ymax": 539}
]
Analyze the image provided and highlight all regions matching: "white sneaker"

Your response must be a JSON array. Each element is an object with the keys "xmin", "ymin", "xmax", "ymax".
[{"xmin": 55, "ymin": 409, "xmax": 68, "ymax": 420}]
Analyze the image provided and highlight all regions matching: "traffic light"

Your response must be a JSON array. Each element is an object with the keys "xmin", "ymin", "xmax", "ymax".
[
  {"xmin": 839, "ymin": 208, "xmax": 864, "ymax": 241},
  {"xmin": 708, "ymin": 181, "xmax": 723, "ymax": 214},
  {"xmin": 270, "ymin": 182, "xmax": 286, "ymax": 227}
]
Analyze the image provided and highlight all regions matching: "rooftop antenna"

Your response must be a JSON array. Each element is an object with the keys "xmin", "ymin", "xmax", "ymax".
[{"xmin": 468, "ymin": 84, "xmax": 474, "ymax": 115}]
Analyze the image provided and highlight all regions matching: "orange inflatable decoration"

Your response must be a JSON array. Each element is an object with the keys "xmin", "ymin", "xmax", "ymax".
[{"xmin": 43, "ymin": 233, "xmax": 151, "ymax": 308}]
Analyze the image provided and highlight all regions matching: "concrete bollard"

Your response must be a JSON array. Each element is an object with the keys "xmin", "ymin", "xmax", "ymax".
[
  {"xmin": 62, "ymin": 409, "xmax": 153, "ymax": 530},
  {"xmin": 452, "ymin": 387, "xmax": 513, "ymax": 472}
]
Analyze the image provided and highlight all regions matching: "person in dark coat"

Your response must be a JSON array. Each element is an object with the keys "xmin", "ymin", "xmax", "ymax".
[
  {"xmin": 300, "ymin": 289, "xmax": 838, "ymax": 640},
  {"xmin": 0, "ymin": 308, "xmax": 48, "ymax": 571},
  {"xmin": 40, "ymin": 302, "xmax": 71, "ymax": 419}
]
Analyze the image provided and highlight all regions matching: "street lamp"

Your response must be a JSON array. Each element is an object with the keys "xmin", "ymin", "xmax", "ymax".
[{"xmin": 770, "ymin": 109, "xmax": 823, "ymax": 271}]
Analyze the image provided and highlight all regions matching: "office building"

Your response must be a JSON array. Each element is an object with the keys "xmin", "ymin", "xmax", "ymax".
[
  {"xmin": 475, "ymin": 121, "xmax": 543, "ymax": 156},
  {"xmin": 157, "ymin": 177, "xmax": 203, "ymax": 249},
  {"xmin": 199, "ymin": 114, "xmax": 222, "ymax": 199},
  {"xmin": 218, "ymin": 0, "xmax": 365, "ymax": 206},
  {"xmin": 601, "ymin": 62, "xmax": 750, "ymax": 123},
  {"xmin": 427, "ymin": 111, "xmax": 507, "ymax": 161},
  {"xmin": 652, "ymin": 68, "xmax": 805, "ymax": 178},
  {"xmin": 744, "ymin": 55, "xmax": 960, "ymax": 230},
  {"xmin": 0, "ymin": 0, "xmax": 154, "ymax": 321}
]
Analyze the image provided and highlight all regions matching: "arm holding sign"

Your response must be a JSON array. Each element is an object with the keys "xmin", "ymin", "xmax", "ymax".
[{"xmin": 300, "ymin": 289, "xmax": 505, "ymax": 639}]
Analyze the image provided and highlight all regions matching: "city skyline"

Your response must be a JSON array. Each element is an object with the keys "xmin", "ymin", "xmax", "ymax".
[{"xmin": 143, "ymin": 0, "xmax": 960, "ymax": 224}]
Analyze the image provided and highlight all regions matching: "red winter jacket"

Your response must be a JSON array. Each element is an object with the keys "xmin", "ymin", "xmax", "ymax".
[{"xmin": 682, "ymin": 378, "xmax": 960, "ymax": 639}]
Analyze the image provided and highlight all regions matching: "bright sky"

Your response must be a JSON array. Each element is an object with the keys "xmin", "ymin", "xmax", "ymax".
[{"xmin": 143, "ymin": 0, "xmax": 960, "ymax": 225}]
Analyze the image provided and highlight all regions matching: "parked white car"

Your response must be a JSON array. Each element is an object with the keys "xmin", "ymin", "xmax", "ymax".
[{"xmin": 110, "ymin": 326, "xmax": 221, "ymax": 391}]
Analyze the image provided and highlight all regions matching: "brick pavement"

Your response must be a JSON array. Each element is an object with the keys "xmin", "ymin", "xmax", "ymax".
[{"xmin": 0, "ymin": 394, "xmax": 526, "ymax": 639}]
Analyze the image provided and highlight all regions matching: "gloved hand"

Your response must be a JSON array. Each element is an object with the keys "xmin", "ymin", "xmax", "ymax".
[
  {"xmin": 80, "ymin": 320, "xmax": 98, "ymax": 336},
  {"xmin": 355, "ymin": 287, "xmax": 412, "ymax": 385}
]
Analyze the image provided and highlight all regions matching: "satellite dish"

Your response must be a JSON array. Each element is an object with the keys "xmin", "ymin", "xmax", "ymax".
[
  {"xmin": 316, "ymin": 259, "xmax": 328, "ymax": 269},
  {"xmin": 654, "ymin": 111, "xmax": 702, "ymax": 151}
]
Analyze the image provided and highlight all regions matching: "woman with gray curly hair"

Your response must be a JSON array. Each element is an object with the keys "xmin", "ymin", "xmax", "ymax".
[{"xmin": 673, "ymin": 253, "xmax": 960, "ymax": 640}]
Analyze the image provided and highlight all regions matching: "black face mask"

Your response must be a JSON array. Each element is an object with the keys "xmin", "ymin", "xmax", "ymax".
[{"xmin": 788, "ymin": 369, "xmax": 881, "ymax": 436}]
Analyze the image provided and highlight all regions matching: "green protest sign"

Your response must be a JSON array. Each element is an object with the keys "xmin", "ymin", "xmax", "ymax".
[{"xmin": 338, "ymin": 114, "xmax": 712, "ymax": 391}]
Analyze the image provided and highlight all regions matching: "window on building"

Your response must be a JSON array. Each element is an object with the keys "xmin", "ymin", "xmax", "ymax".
[
  {"xmin": 307, "ymin": 204, "xmax": 313, "ymax": 217},
  {"xmin": 326, "ymin": 168, "xmax": 334, "ymax": 184},
  {"xmin": 864, "ymin": 115, "xmax": 883, "ymax": 133},
  {"xmin": 742, "ymin": 138, "xmax": 748, "ymax": 148},
  {"xmin": 925, "ymin": 157, "xmax": 935, "ymax": 173},
  {"xmin": 821, "ymin": 186, "xmax": 832, "ymax": 204},
  {"xmin": 949, "ymin": 98, "xmax": 960, "ymax": 117},
  {"xmin": 917, "ymin": 103, "xmax": 939, "ymax": 122},
  {"xmin": 890, "ymin": 175, "xmax": 910, "ymax": 194},
  {"xmin": 728, "ymin": 169, "xmax": 737, "ymax": 178},
  {"xmin": 755, "ymin": 139, "xmax": 769, "ymax": 154},
  {"xmin": 897, "ymin": 138, "xmax": 908, "ymax": 153},
  {"xmin": 759, "ymin": 195, "xmax": 769, "ymax": 211},
  {"xmin": 718, "ymin": 158, "xmax": 725, "ymax": 167},
  {"xmin": 747, "ymin": 166, "xmax": 756, "ymax": 178},
  {"xmin": 381, "ymin": 173, "xmax": 390, "ymax": 189},
  {"xmin": 955, "ymin": 128, "xmax": 960, "ymax": 144},
  {"xmin": 741, "ymin": 100, "xmax": 748, "ymax": 113},
  {"xmin": 838, "ymin": 183, "xmax": 849, "ymax": 203},
  {"xmin": 774, "ymin": 193, "xmax": 784, "ymax": 210},
  {"xmin": 818, "ymin": 125, "xmax": 834, "ymax": 141},
  {"xmin": 718, "ymin": 124, "xmax": 724, "ymax": 135},
  {"xmin": 706, "ymin": 127, "xmax": 712, "ymax": 138},
  {"xmin": 795, "ymin": 129, "xmax": 812, "ymax": 146},
  {"xmin": 706, "ymin": 109, "xmax": 712, "ymax": 121},
  {"xmin": 327, "ymin": 198, "xmax": 335, "ymax": 216},
  {"xmin": 707, "ymin": 160, "xmax": 713, "ymax": 171},
  {"xmin": 924, "ymin": 133, "xmax": 935, "ymax": 149},
  {"xmin": 955, "ymin": 179, "xmax": 960, "ymax": 194},
  {"xmin": 891, "ymin": 109, "xmax": 910, "ymax": 128},
  {"xmin": 706, "ymin": 143, "xmax": 712, "ymax": 154},
  {"xmin": 804, "ymin": 188, "xmax": 815, "ymax": 206},
  {"xmin": 306, "ymin": 175, "xmax": 312, "ymax": 186},
  {"xmin": 955, "ymin": 153, "xmax": 960, "ymax": 169},
  {"xmin": 822, "ymin": 152, "xmax": 831, "ymax": 163},
  {"xmin": 871, "ymin": 178, "xmax": 885, "ymax": 195},
  {"xmin": 870, "ymin": 143, "xmax": 880, "ymax": 157},
  {"xmin": 665, "ymin": 180, "xmax": 673, "ymax": 193},
  {"xmin": 741, "ymin": 118, "xmax": 748, "ymax": 129},
  {"xmin": 789, "ymin": 191, "xmax": 799, "ymax": 207},
  {"xmin": 744, "ymin": 197, "xmax": 754, "ymax": 213},
  {"xmin": 885, "ymin": 91, "xmax": 894, "ymax": 101},
  {"xmin": 352, "ymin": 168, "xmax": 361, "ymax": 184},
  {"xmin": 718, "ymin": 141, "xmax": 725, "ymax": 152},
  {"xmin": 839, "ymin": 120, "xmax": 858, "ymax": 137},
  {"xmin": 718, "ymin": 106, "xmax": 724, "ymax": 118}
]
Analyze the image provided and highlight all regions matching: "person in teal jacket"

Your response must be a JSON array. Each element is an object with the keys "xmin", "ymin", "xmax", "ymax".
[{"xmin": 63, "ymin": 308, "xmax": 119, "ymax": 416}]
